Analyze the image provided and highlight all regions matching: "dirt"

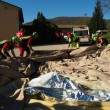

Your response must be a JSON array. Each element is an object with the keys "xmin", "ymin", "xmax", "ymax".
[{"xmin": 12, "ymin": 43, "xmax": 88, "ymax": 57}]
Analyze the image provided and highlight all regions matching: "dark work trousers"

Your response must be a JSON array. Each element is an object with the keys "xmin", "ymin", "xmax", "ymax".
[
  {"xmin": 19, "ymin": 42, "xmax": 30, "ymax": 57},
  {"xmin": 0, "ymin": 51, "xmax": 10, "ymax": 60}
]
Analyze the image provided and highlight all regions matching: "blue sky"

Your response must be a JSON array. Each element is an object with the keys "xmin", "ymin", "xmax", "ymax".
[{"xmin": 4, "ymin": 0, "xmax": 110, "ymax": 23}]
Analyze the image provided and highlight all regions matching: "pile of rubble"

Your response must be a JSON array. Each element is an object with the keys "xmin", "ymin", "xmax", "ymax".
[{"xmin": 1, "ymin": 44, "xmax": 110, "ymax": 110}]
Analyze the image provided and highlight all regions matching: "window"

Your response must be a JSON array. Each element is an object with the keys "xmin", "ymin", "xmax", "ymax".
[{"xmin": 74, "ymin": 30, "xmax": 88, "ymax": 36}]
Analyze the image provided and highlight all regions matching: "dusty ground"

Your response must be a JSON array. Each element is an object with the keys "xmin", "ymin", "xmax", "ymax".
[
  {"xmin": 32, "ymin": 44, "xmax": 69, "ymax": 50},
  {"xmin": 13, "ymin": 43, "xmax": 88, "ymax": 56}
]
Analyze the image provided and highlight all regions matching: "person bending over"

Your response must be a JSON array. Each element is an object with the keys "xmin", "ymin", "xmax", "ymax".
[
  {"xmin": 1, "ymin": 39, "xmax": 16, "ymax": 60},
  {"xmin": 12, "ymin": 36, "xmax": 30, "ymax": 57}
]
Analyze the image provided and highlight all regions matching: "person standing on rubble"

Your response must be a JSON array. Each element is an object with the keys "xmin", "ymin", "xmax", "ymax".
[
  {"xmin": 67, "ymin": 33, "xmax": 80, "ymax": 48},
  {"xmin": 73, "ymin": 33, "xmax": 80, "ymax": 48}
]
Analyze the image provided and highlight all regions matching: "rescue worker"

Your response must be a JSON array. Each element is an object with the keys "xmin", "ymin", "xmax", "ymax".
[
  {"xmin": 12, "ymin": 36, "xmax": 30, "ymax": 57},
  {"xmin": 68, "ymin": 33, "xmax": 80, "ymax": 48},
  {"xmin": 0, "ymin": 39, "xmax": 16, "ymax": 60},
  {"xmin": 20, "ymin": 32, "xmax": 38, "ymax": 52},
  {"xmin": 92, "ymin": 34, "xmax": 98, "ymax": 44},
  {"xmin": 16, "ymin": 28, "xmax": 25, "ymax": 38},
  {"xmin": 67, "ymin": 32, "xmax": 71, "ymax": 48},
  {"xmin": 97, "ymin": 36, "xmax": 109, "ymax": 47},
  {"xmin": 73, "ymin": 33, "xmax": 80, "ymax": 48}
]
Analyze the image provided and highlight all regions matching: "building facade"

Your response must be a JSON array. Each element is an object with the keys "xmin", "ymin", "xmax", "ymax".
[
  {"xmin": 0, "ymin": 1, "xmax": 24, "ymax": 41},
  {"xmin": 57, "ymin": 25, "xmax": 74, "ymax": 36}
]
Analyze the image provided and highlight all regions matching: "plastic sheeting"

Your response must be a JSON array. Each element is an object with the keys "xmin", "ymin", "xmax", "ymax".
[{"xmin": 25, "ymin": 72, "xmax": 110, "ymax": 102}]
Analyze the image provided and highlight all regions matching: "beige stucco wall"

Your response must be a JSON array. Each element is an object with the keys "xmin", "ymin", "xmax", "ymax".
[{"xmin": 0, "ymin": 2, "xmax": 20, "ymax": 41}]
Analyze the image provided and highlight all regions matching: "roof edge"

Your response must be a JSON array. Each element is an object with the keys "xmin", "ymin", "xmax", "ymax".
[{"xmin": 0, "ymin": 0, "xmax": 24, "ymax": 23}]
